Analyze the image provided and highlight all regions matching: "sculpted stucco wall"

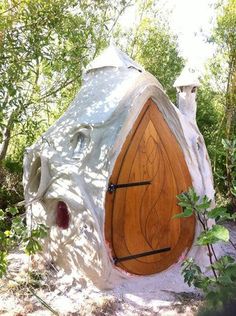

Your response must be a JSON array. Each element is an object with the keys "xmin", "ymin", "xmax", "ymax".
[{"xmin": 23, "ymin": 46, "xmax": 215, "ymax": 289}]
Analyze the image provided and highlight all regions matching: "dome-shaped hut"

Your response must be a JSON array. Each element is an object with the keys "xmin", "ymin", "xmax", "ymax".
[{"xmin": 23, "ymin": 46, "xmax": 214, "ymax": 289}]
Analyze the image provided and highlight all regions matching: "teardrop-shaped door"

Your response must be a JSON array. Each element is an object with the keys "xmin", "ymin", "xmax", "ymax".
[{"xmin": 105, "ymin": 99, "xmax": 195, "ymax": 275}]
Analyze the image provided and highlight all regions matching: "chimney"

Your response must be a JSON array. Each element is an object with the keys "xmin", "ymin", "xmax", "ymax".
[{"xmin": 173, "ymin": 68, "xmax": 200, "ymax": 121}]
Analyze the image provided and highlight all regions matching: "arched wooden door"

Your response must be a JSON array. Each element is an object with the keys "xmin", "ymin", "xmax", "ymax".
[{"xmin": 105, "ymin": 99, "xmax": 195, "ymax": 275}]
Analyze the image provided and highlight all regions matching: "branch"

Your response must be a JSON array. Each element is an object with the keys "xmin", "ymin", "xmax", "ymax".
[
  {"xmin": 201, "ymin": 213, "xmax": 217, "ymax": 262},
  {"xmin": 195, "ymin": 205, "xmax": 218, "ymax": 279},
  {"xmin": 130, "ymin": 0, "xmax": 148, "ymax": 58},
  {"xmin": 109, "ymin": 0, "xmax": 134, "ymax": 34},
  {"xmin": 5, "ymin": 276, "xmax": 59, "ymax": 315},
  {"xmin": 36, "ymin": 73, "xmax": 82, "ymax": 103},
  {"xmin": 0, "ymin": 1, "xmax": 23, "ymax": 16},
  {"xmin": 229, "ymin": 238, "xmax": 236, "ymax": 251}
]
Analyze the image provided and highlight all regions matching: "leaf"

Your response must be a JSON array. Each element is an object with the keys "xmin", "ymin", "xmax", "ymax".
[
  {"xmin": 178, "ymin": 201, "xmax": 192, "ymax": 208},
  {"xmin": 6, "ymin": 207, "xmax": 19, "ymax": 216},
  {"xmin": 222, "ymin": 138, "xmax": 232, "ymax": 149},
  {"xmin": 231, "ymin": 185, "xmax": 236, "ymax": 197},
  {"xmin": 188, "ymin": 187, "xmax": 199, "ymax": 203},
  {"xmin": 197, "ymin": 225, "xmax": 229, "ymax": 245},
  {"xmin": 207, "ymin": 207, "xmax": 232, "ymax": 221},
  {"xmin": 0, "ymin": 209, "xmax": 5, "ymax": 221},
  {"xmin": 177, "ymin": 193, "xmax": 189, "ymax": 202},
  {"xmin": 10, "ymin": 216, "xmax": 27, "ymax": 239},
  {"xmin": 4, "ymin": 230, "xmax": 11, "ymax": 237},
  {"xmin": 31, "ymin": 224, "xmax": 48, "ymax": 239},
  {"xmin": 212, "ymin": 255, "xmax": 235, "ymax": 272},
  {"xmin": 181, "ymin": 258, "xmax": 204, "ymax": 287},
  {"xmin": 197, "ymin": 196, "xmax": 211, "ymax": 210},
  {"xmin": 0, "ymin": 252, "xmax": 7, "ymax": 278},
  {"xmin": 173, "ymin": 208, "xmax": 193, "ymax": 218},
  {"xmin": 24, "ymin": 238, "xmax": 42, "ymax": 255}
]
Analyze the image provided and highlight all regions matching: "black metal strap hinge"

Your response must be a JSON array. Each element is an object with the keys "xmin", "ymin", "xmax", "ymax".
[
  {"xmin": 113, "ymin": 247, "xmax": 171, "ymax": 264},
  {"xmin": 108, "ymin": 180, "xmax": 151, "ymax": 193}
]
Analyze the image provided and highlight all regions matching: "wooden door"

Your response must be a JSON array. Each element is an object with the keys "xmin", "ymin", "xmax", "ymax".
[{"xmin": 105, "ymin": 99, "xmax": 195, "ymax": 275}]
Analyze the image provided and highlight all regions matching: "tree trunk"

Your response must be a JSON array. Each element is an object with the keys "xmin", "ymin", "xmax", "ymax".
[
  {"xmin": 0, "ymin": 112, "xmax": 15, "ymax": 162},
  {"xmin": 225, "ymin": 59, "xmax": 236, "ymax": 212}
]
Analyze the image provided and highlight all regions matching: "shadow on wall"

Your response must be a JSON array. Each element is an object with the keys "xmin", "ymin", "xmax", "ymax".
[{"xmin": 24, "ymin": 68, "xmax": 142, "ymax": 288}]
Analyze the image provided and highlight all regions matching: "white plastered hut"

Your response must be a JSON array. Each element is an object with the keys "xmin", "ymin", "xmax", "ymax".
[{"xmin": 23, "ymin": 46, "xmax": 215, "ymax": 289}]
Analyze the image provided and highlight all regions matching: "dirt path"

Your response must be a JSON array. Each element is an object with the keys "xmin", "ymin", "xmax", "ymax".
[{"xmin": 0, "ymin": 221, "xmax": 235, "ymax": 316}]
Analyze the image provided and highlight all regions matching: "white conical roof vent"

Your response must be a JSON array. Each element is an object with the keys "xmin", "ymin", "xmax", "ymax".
[
  {"xmin": 85, "ymin": 44, "xmax": 143, "ymax": 73},
  {"xmin": 173, "ymin": 67, "xmax": 200, "ymax": 88}
]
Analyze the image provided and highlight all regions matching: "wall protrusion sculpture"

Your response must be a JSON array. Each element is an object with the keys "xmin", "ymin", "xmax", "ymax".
[{"xmin": 173, "ymin": 67, "xmax": 200, "ymax": 121}]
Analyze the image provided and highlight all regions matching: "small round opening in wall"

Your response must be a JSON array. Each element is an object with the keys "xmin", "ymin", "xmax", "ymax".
[{"xmin": 56, "ymin": 201, "xmax": 70, "ymax": 229}]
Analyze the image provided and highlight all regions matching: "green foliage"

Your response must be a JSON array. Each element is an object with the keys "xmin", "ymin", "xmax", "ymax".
[
  {"xmin": 114, "ymin": 0, "xmax": 184, "ymax": 103},
  {"xmin": 197, "ymin": 225, "xmax": 229, "ymax": 245},
  {"xmin": 198, "ymin": 0, "xmax": 236, "ymax": 208},
  {"xmin": 196, "ymin": 80, "xmax": 225, "ymax": 171},
  {"xmin": 222, "ymin": 138, "xmax": 236, "ymax": 210},
  {"xmin": 174, "ymin": 188, "xmax": 210, "ymax": 218},
  {"xmin": 182, "ymin": 256, "xmax": 236, "ymax": 311},
  {"xmin": 208, "ymin": 206, "xmax": 236, "ymax": 221},
  {"xmin": 0, "ymin": 0, "xmax": 130, "ymax": 163},
  {"xmin": 24, "ymin": 224, "xmax": 48, "ymax": 255},
  {"xmin": 0, "ymin": 165, "xmax": 23, "ymax": 212},
  {"xmin": 0, "ymin": 251, "xmax": 7, "ymax": 278},
  {"xmin": 3, "ymin": 157, "xmax": 22, "ymax": 173},
  {"xmin": 135, "ymin": 22, "xmax": 184, "ymax": 101},
  {"xmin": 0, "ymin": 205, "xmax": 49, "ymax": 277},
  {"xmin": 176, "ymin": 188, "xmax": 236, "ymax": 312},
  {"xmin": 181, "ymin": 258, "xmax": 211, "ymax": 291}
]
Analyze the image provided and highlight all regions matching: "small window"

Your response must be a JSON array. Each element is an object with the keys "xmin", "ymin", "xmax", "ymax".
[{"xmin": 71, "ymin": 126, "xmax": 92, "ymax": 159}]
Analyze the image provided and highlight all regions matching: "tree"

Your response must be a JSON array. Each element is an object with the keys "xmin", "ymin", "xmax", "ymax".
[
  {"xmin": 135, "ymin": 21, "xmax": 184, "ymax": 101},
  {"xmin": 114, "ymin": 0, "xmax": 184, "ymax": 102},
  {"xmin": 202, "ymin": 0, "xmax": 236, "ymax": 209},
  {"xmin": 0, "ymin": 0, "xmax": 132, "ymax": 163},
  {"xmin": 196, "ymin": 77, "xmax": 225, "ymax": 188},
  {"xmin": 213, "ymin": 0, "xmax": 236, "ymax": 140}
]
